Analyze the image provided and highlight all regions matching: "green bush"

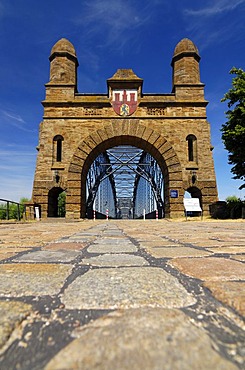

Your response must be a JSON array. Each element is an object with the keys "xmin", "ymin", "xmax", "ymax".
[
  {"xmin": 226, "ymin": 196, "xmax": 245, "ymax": 219},
  {"xmin": 0, "ymin": 206, "xmax": 7, "ymax": 220}
]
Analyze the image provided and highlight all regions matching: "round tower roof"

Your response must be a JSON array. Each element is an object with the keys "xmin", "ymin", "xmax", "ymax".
[
  {"xmin": 173, "ymin": 38, "xmax": 199, "ymax": 58},
  {"xmin": 51, "ymin": 38, "xmax": 76, "ymax": 57}
]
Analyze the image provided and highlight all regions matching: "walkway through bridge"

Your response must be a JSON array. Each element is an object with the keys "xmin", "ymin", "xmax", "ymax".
[{"xmin": 86, "ymin": 145, "xmax": 164, "ymax": 219}]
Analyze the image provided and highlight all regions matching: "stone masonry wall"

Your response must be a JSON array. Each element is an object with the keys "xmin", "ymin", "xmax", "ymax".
[{"xmin": 32, "ymin": 38, "xmax": 218, "ymax": 218}]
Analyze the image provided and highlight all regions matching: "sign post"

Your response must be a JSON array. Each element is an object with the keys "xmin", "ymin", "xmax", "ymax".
[
  {"xmin": 35, "ymin": 206, "xmax": 40, "ymax": 221},
  {"xmin": 156, "ymin": 209, "xmax": 158, "ymax": 220},
  {"xmin": 183, "ymin": 198, "xmax": 203, "ymax": 220}
]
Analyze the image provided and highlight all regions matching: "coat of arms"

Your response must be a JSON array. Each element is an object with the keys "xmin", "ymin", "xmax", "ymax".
[{"xmin": 111, "ymin": 89, "xmax": 138, "ymax": 116}]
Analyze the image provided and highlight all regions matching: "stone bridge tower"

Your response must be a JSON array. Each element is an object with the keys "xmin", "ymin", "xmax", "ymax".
[{"xmin": 32, "ymin": 38, "xmax": 218, "ymax": 218}]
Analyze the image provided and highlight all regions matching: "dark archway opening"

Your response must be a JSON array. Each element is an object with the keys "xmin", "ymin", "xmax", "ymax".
[
  {"xmin": 48, "ymin": 187, "xmax": 66, "ymax": 217},
  {"xmin": 187, "ymin": 187, "xmax": 202, "ymax": 204}
]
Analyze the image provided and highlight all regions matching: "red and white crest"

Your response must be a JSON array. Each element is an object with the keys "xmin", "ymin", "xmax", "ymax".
[{"xmin": 111, "ymin": 89, "xmax": 138, "ymax": 116}]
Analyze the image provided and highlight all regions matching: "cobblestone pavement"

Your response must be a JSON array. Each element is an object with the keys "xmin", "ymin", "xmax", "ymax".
[{"xmin": 0, "ymin": 219, "xmax": 244, "ymax": 370}]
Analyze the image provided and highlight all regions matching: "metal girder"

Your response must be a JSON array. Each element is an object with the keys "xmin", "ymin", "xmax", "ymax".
[
  {"xmin": 86, "ymin": 146, "xmax": 164, "ymax": 218},
  {"xmin": 86, "ymin": 152, "xmax": 116, "ymax": 211},
  {"xmin": 132, "ymin": 151, "xmax": 164, "ymax": 218}
]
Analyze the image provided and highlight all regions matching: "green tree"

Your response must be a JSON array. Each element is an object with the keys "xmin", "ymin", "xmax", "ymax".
[
  {"xmin": 221, "ymin": 67, "xmax": 245, "ymax": 190},
  {"xmin": 226, "ymin": 195, "xmax": 239, "ymax": 203},
  {"xmin": 0, "ymin": 202, "xmax": 7, "ymax": 219},
  {"xmin": 58, "ymin": 191, "xmax": 66, "ymax": 217}
]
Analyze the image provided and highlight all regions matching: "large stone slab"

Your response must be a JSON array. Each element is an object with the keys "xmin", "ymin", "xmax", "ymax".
[
  {"xmin": 126, "ymin": 232, "xmax": 157, "ymax": 241},
  {"xmin": 43, "ymin": 242, "xmax": 86, "ymax": 251},
  {"xmin": 65, "ymin": 237, "xmax": 96, "ymax": 243},
  {"xmin": 145, "ymin": 246, "xmax": 211, "ymax": 258},
  {"xmin": 0, "ymin": 301, "xmax": 32, "ymax": 351},
  {"xmin": 68, "ymin": 236, "xmax": 97, "ymax": 242},
  {"xmin": 0, "ymin": 247, "xmax": 33, "ymax": 253},
  {"xmin": 139, "ymin": 241, "xmax": 180, "ymax": 248},
  {"xmin": 102, "ymin": 229, "xmax": 123, "ymax": 235},
  {"xmin": 0, "ymin": 221, "xmax": 92, "ymax": 248},
  {"xmin": 232, "ymin": 255, "xmax": 245, "ymax": 262},
  {"xmin": 45, "ymin": 308, "xmax": 237, "ymax": 370},
  {"xmin": 87, "ymin": 242, "xmax": 137, "ymax": 254},
  {"xmin": 0, "ymin": 248, "xmax": 34, "ymax": 261},
  {"xmin": 100, "ymin": 232, "xmax": 118, "ymax": 236},
  {"xmin": 93, "ymin": 237, "xmax": 132, "ymax": 244},
  {"xmin": 170, "ymin": 257, "xmax": 245, "ymax": 281},
  {"xmin": 0, "ymin": 252, "xmax": 23, "ymax": 261},
  {"xmin": 15, "ymin": 250, "xmax": 79, "ymax": 263},
  {"xmin": 81, "ymin": 253, "xmax": 149, "ymax": 267},
  {"xmin": 61, "ymin": 267, "xmax": 196, "ymax": 309},
  {"xmin": 0, "ymin": 264, "xmax": 72, "ymax": 297},
  {"xmin": 207, "ymin": 247, "xmax": 245, "ymax": 254},
  {"xmin": 204, "ymin": 281, "xmax": 245, "ymax": 316}
]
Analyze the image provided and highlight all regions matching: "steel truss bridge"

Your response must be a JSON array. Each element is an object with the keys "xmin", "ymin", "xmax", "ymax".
[{"xmin": 86, "ymin": 146, "xmax": 164, "ymax": 219}]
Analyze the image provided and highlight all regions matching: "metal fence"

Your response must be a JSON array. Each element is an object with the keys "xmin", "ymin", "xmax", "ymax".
[{"xmin": 0, "ymin": 199, "xmax": 35, "ymax": 221}]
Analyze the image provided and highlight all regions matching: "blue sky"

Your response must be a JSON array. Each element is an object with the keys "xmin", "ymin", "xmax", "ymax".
[{"xmin": 0, "ymin": 0, "xmax": 244, "ymax": 202}]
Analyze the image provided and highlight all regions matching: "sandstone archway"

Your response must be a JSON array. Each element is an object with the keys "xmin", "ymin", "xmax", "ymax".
[
  {"xmin": 66, "ymin": 121, "xmax": 183, "ymax": 218},
  {"xmin": 32, "ymin": 38, "xmax": 218, "ymax": 219}
]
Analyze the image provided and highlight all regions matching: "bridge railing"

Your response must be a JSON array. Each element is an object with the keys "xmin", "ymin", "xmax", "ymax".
[{"xmin": 0, "ymin": 199, "xmax": 35, "ymax": 221}]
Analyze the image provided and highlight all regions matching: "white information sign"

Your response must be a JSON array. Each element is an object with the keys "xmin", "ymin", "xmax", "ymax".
[
  {"xmin": 183, "ymin": 198, "xmax": 202, "ymax": 212},
  {"xmin": 35, "ymin": 206, "xmax": 40, "ymax": 221}
]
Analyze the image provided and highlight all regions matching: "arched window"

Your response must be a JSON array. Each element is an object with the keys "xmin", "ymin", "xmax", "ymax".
[
  {"xmin": 186, "ymin": 134, "xmax": 197, "ymax": 162},
  {"xmin": 53, "ymin": 135, "xmax": 64, "ymax": 162}
]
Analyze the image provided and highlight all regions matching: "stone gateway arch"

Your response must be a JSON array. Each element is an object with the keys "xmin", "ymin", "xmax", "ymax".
[{"xmin": 32, "ymin": 38, "xmax": 218, "ymax": 219}]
